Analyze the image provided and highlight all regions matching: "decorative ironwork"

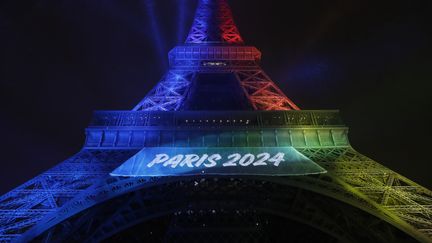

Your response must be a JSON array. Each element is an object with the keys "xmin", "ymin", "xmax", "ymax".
[
  {"xmin": 0, "ymin": 0, "xmax": 431, "ymax": 242},
  {"xmin": 235, "ymin": 70, "xmax": 300, "ymax": 110},
  {"xmin": 89, "ymin": 110, "xmax": 343, "ymax": 127},
  {"xmin": 0, "ymin": 150, "xmax": 138, "ymax": 242},
  {"xmin": 135, "ymin": 0, "xmax": 299, "ymax": 112},
  {"xmin": 32, "ymin": 177, "xmax": 419, "ymax": 242},
  {"xmin": 8, "ymin": 147, "xmax": 432, "ymax": 242},
  {"xmin": 133, "ymin": 70, "xmax": 195, "ymax": 111},
  {"xmin": 185, "ymin": 0, "xmax": 243, "ymax": 44}
]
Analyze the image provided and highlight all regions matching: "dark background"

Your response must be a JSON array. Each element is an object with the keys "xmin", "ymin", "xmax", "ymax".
[{"xmin": 0, "ymin": 0, "xmax": 431, "ymax": 194}]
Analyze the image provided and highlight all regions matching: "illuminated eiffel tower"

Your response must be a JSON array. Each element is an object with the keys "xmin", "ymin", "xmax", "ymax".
[{"xmin": 1, "ymin": 0, "xmax": 431, "ymax": 242}]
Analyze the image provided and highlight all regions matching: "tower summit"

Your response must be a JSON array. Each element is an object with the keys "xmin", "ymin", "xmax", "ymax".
[{"xmin": 1, "ymin": 0, "xmax": 431, "ymax": 242}]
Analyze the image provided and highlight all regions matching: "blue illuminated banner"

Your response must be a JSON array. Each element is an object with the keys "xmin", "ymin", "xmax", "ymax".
[{"xmin": 111, "ymin": 147, "xmax": 326, "ymax": 177}]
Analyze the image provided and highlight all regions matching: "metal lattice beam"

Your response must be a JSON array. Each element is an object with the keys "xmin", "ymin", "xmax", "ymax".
[
  {"xmin": 133, "ymin": 70, "xmax": 195, "ymax": 111},
  {"xmin": 0, "ymin": 150, "xmax": 137, "ymax": 241},
  {"xmin": 5, "ymin": 146, "xmax": 430, "ymax": 242},
  {"xmin": 25, "ymin": 151, "xmax": 431, "ymax": 242},
  {"xmin": 185, "ymin": 0, "xmax": 243, "ymax": 44},
  {"xmin": 235, "ymin": 70, "xmax": 300, "ymax": 110}
]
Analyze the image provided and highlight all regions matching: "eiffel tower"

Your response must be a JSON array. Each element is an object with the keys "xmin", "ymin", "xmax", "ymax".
[{"xmin": 1, "ymin": 0, "xmax": 431, "ymax": 242}]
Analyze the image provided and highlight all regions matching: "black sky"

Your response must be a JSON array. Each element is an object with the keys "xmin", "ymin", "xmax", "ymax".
[{"xmin": 0, "ymin": 0, "xmax": 431, "ymax": 194}]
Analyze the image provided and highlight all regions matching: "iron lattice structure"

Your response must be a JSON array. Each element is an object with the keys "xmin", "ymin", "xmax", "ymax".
[
  {"xmin": 133, "ymin": 0, "xmax": 298, "ymax": 112},
  {"xmin": 185, "ymin": 0, "xmax": 244, "ymax": 44},
  {"xmin": 1, "ymin": 0, "xmax": 431, "ymax": 242}
]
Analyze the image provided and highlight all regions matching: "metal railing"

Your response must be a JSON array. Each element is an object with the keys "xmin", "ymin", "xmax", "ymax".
[{"xmin": 89, "ymin": 110, "xmax": 344, "ymax": 128}]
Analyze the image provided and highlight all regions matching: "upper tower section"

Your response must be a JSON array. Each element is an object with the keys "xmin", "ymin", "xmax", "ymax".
[
  {"xmin": 135, "ymin": 0, "xmax": 299, "ymax": 111},
  {"xmin": 168, "ymin": 0, "xmax": 261, "ymax": 69},
  {"xmin": 185, "ymin": 0, "xmax": 244, "ymax": 45}
]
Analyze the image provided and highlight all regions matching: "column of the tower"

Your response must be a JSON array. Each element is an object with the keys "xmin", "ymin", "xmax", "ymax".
[
  {"xmin": 134, "ymin": 0, "xmax": 300, "ymax": 111},
  {"xmin": 185, "ymin": 0, "xmax": 244, "ymax": 44},
  {"xmin": 133, "ymin": 0, "xmax": 243, "ymax": 112}
]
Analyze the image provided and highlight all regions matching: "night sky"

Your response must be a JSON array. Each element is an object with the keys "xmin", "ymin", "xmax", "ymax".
[{"xmin": 0, "ymin": 0, "xmax": 431, "ymax": 194}]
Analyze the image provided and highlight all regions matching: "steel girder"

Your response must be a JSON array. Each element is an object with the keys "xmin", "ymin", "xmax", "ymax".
[
  {"xmin": 133, "ymin": 68, "xmax": 300, "ymax": 112},
  {"xmin": 34, "ymin": 179, "xmax": 409, "ymax": 242},
  {"xmin": 133, "ymin": 67, "xmax": 300, "ymax": 112},
  {"xmin": 134, "ymin": 0, "xmax": 301, "ymax": 112},
  {"xmin": 185, "ymin": 0, "xmax": 243, "ymax": 44},
  {"xmin": 133, "ymin": 0, "xmax": 300, "ymax": 112},
  {"xmin": 297, "ymin": 147, "xmax": 432, "ymax": 241},
  {"xmin": 234, "ymin": 69, "xmax": 300, "ymax": 111},
  {"xmin": 0, "ymin": 150, "xmax": 138, "ymax": 242},
  {"xmin": 133, "ymin": 70, "xmax": 195, "ymax": 111},
  {"xmin": 1, "ymin": 110, "xmax": 431, "ymax": 242},
  {"xmin": 2, "ymin": 146, "xmax": 429, "ymax": 242}
]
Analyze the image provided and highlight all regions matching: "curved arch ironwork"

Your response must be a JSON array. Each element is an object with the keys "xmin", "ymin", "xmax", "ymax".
[{"xmin": 25, "ymin": 169, "xmax": 423, "ymax": 242}]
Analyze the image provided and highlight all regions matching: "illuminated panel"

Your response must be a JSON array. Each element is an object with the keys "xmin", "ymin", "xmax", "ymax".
[
  {"xmin": 201, "ymin": 61, "xmax": 228, "ymax": 67},
  {"xmin": 169, "ymin": 46, "xmax": 261, "ymax": 64},
  {"xmin": 111, "ymin": 147, "xmax": 326, "ymax": 176}
]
